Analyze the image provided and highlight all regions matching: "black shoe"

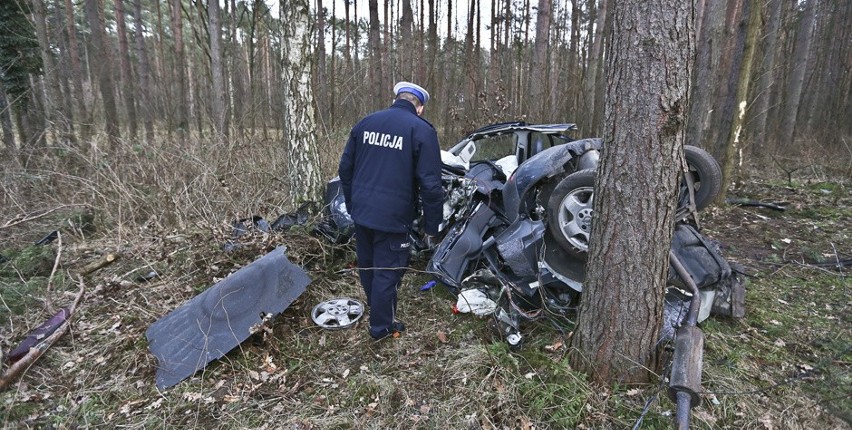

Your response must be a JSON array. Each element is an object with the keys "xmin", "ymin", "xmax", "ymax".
[
  {"xmin": 392, "ymin": 321, "xmax": 406, "ymax": 333},
  {"xmin": 370, "ymin": 321, "xmax": 406, "ymax": 341}
]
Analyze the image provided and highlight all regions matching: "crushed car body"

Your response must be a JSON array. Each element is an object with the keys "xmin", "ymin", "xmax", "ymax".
[
  {"xmin": 317, "ymin": 121, "xmax": 742, "ymax": 348},
  {"xmin": 146, "ymin": 246, "xmax": 311, "ymax": 389}
]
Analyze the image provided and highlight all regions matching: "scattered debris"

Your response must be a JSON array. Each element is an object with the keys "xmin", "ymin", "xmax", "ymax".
[
  {"xmin": 725, "ymin": 197, "xmax": 786, "ymax": 211},
  {"xmin": 6, "ymin": 308, "xmax": 70, "ymax": 364},
  {"xmin": 271, "ymin": 203, "xmax": 313, "ymax": 231},
  {"xmin": 134, "ymin": 270, "xmax": 160, "ymax": 282},
  {"xmin": 224, "ymin": 205, "xmax": 315, "ymax": 252},
  {"xmin": 0, "ymin": 282, "xmax": 86, "ymax": 391},
  {"xmin": 419, "ymin": 280, "xmax": 437, "ymax": 291},
  {"xmin": 454, "ymin": 289, "xmax": 498, "ymax": 316},
  {"xmin": 145, "ymin": 247, "xmax": 310, "ymax": 389},
  {"xmin": 35, "ymin": 230, "xmax": 59, "ymax": 245}
]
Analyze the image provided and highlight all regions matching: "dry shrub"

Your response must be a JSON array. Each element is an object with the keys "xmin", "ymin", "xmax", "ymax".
[{"xmin": 1, "ymin": 130, "xmax": 347, "ymax": 239}]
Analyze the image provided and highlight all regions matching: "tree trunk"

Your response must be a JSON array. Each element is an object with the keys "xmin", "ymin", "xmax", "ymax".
[
  {"xmin": 591, "ymin": 0, "xmax": 611, "ymax": 135},
  {"xmin": 720, "ymin": 0, "xmax": 760, "ymax": 196},
  {"xmin": 685, "ymin": 0, "xmax": 744, "ymax": 161},
  {"xmin": 400, "ymin": 0, "xmax": 414, "ymax": 79},
  {"xmin": 569, "ymin": 0, "xmax": 694, "ymax": 385},
  {"xmin": 113, "ymin": 0, "xmax": 138, "ymax": 139},
  {"xmin": 63, "ymin": 0, "xmax": 90, "ymax": 140},
  {"xmin": 170, "ymin": 0, "xmax": 189, "ymax": 135},
  {"xmin": 280, "ymin": 0, "xmax": 323, "ymax": 205},
  {"xmin": 779, "ymin": 0, "xmax": 816, "ymax": 147},
  {"xmin": 316, "ymin": 0, "xmax": 327, "ymax": 120},
  {"xmin": 426, "ymin": 0, "xmax": 437, "ymax": 95},
  {"xmin": 84, "ymin": 0, "xmax": 122, "ymax": 146},
  {"xmin": 368, "ymin": 0, "xmax": 383, "ymax": 110},
  {"xmin": 463, "ymin": 0, "xmax": 477, "ymax": 127},
  {"xmin": 528, "ymin": 0, "xmax": 551, "ymax": 122},
  {"xmin": 131, "ymin": 0, "xmax": 154, "ymax": 143},
  {"xmin": 33, "ymin": 0, "xmax": 66, "ymax": 146},
  {"xmin": 0, "ymin": 90, "xmax": 16, "ymax": 158},
  {"xmin": 329, "ymin": 0, "xmax": 337, "ymax": 128},
  {"xmin": 748, "ymin": 0, "xmax": 782, "ymax": 153},
  {"xmin": 382, "ymin": 0, "xmax": 391, "ymax": 88},
  {"xmin": 208, "ymin": 0, "xmax": 227, "ymax": 137},
  {"xmin": 53, "ymin": 0, "xmax": 77, "ymax": 144}
]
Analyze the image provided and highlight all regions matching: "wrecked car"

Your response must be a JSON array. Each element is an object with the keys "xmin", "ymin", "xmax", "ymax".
[{"xmin": 317, "ymin": 122, "xmax": 740, "ymax": 347}]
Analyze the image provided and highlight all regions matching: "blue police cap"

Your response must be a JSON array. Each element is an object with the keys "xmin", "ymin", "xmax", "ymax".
[{"xmin": 393, "ymin": 81, "xmax": 430, "ymax": 105}]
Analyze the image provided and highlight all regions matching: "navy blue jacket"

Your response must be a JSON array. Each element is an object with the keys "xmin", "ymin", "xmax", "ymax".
[{"xmin": 338, "ymin": 99, "xmax": 443, "ymax": 234}]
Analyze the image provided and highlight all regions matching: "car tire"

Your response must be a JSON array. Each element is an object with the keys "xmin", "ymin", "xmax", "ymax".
[
  {"xmin": 683, "ymin": 145, "xmax": 722, "ymax": 211},
  {"xmin": 546, "ymin": 169, "xmax": 596, "ymax": 259}
]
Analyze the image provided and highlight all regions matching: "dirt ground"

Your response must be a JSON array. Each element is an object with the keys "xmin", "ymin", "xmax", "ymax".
[{"xmin": 1, "ymin": 177, "xmax": 849, "ymax": 429}]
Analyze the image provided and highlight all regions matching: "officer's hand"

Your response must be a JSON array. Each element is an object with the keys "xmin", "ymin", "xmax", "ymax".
[{"xmin": 424, "ymin": 234, "xmax": 437, "ymax": 248}]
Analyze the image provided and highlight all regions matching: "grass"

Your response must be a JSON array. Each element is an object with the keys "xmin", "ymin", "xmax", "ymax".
[{"xmin": 1, "ymin": 134, "xmax": 850, "ymax": 428}]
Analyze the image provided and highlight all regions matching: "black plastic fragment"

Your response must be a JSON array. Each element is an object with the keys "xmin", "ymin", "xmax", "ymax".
[
  {"xmin": 313, "ymin": 177, "xmax": 354, "ymax": 243},
  {"xmin": 7, "ymin": 307, "xmax": 70, "ymax": 363},
  {"xmin": 145, "ymin": 246, "xmax": 310, "ymax": 389},
  {"xmin": 232, "ymin": 216, "xmax": 270, "ymax": 238},
  {"xmin": 35, "ymin": 230, "xmax": 59, "ymax": 245},
  {"xmin": 271, "ymin": 203, "xmax": 313, "ymax": 231}
]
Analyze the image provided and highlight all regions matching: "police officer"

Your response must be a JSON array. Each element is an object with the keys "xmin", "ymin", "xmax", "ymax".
[{"xmin": 338, "ymin": 81, "xmax": 443, "ymax": 341}]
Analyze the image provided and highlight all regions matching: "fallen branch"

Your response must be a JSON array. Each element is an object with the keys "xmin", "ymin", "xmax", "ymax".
[
  {"xmin": 0, "ymin": 280, "xmax": 86, "ymax": 391},
  {"xmin": 0, "ymin": 204, "xmax": 86, "ymax": 230},
  {"xmin": 44, "ymin": 231, "xmax": 63, "ymax": 314},
  {"xmin": 79, "ymin": 253, "xmax": 119, "ymax": 276}
]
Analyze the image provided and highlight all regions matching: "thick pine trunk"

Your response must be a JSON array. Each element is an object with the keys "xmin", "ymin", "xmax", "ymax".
[
  {"xmin": 33, "ymin": 0, "xmax": 64, "ymax": 145},
  {"xmin": 169, "ymin": 0, "xmax": 189, "ymax": 135},
  {"xmin": 721, "ymin": 0, "xmax": 761, "ymax": 196},
  {"xmin": 208, "ymin": 0, "xmax": 227, "ymax": 137},
  {"xmin": 368, "ymin": 0, "xmax": 382, "ymax": 110},
  {"xmin": 84, "ymin": 0, "xmax": 121, "ymax": 146},
  {"xmin": 400, "ymin": 0, "xmax": 414, "ymax": 79},
  {"xmin": 779, "ymin": 0, "xmax": 816, "ymax": 147},
  {"xmin": 748, "ymin": 0, "xmax": 782, "ymax": 153},
  {"xmin": 132, "ymin": 0, "xmax": 154, "ymax": 143},
  {"xmin": 569, "ymin": 0, "xmax": 693, "ymax": 385},
  {"xmin": 113, "ymin": 0, "xmax": 138, "ymax": 139},
  {"xmin": 528, "ymin": 0, "xmax": 551, "ymax": 122},
  {"xmin": 63, "ymin": 0, "xmax": 90, "ymax": 140}
]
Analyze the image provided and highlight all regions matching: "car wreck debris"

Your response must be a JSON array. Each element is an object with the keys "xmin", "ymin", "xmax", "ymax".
[
  {"xmin": 6, "ymin": 307, "xmax": 70, "ymax": 364},
  {"xmin": 1, "ymin": 283, "xmax": 86, "ymax": 391},
  {"xmin": 146, "ymin": 246, "xmax": 310, "ymax": 389},
  {"xmin": 310, "ymin": 298, "xmax": 364, "ymax": 329}
]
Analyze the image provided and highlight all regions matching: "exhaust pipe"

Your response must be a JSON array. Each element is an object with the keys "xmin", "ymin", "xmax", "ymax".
[{"xmin": 668, "ymin": 251, "xmax": 705, "ymax": 429}]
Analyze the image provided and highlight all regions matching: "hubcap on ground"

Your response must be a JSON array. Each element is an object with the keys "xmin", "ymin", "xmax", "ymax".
[{"xmin": 311, "ymin": 298, "xmax": 364, "ymax": 329}]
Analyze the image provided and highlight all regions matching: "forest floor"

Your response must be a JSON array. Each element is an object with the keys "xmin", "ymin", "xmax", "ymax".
[{"xmin": 1, "ymin": 175, "xmax": 849, "ymax": 429}]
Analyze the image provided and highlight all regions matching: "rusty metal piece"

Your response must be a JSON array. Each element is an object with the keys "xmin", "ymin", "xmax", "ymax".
[{"xmin": 668, "ymin": 325, "xmax": 705, "ymax": 408}]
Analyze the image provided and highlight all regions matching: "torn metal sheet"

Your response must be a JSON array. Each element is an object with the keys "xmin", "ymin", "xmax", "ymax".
[{"xmin": 146, "ymin": 246, "xmax": 310, "ymax": 389}]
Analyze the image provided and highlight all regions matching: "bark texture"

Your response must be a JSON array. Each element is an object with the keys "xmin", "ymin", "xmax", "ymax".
[
  {"xmin": 208, "ymin": 0, "xmax": 226, "ymax": 137},
  {"xmin": 569, "ymin": 0, "xmax": 694, "ymax": 385},
  {"xmin": 281, "ymin": 0, "xmax": 323, "ymax": 205},
  {"xmin": 84, "ymin": 0, "xmax": 121, "ymax": 145}
]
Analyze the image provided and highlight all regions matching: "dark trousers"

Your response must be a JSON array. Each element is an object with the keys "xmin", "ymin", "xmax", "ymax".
[{"xmin": 354, "ymin": 224, "xmax": 410, "ymax": 338}]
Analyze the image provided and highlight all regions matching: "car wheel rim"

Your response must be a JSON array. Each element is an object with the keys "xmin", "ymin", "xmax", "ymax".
[
  {"xmin": 557, "ymin": 186, "xmax": 594, "ymax": 252},
  {"xmin": 311, "ymin": 298, "xmax": 364, "ymax": 329}
]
